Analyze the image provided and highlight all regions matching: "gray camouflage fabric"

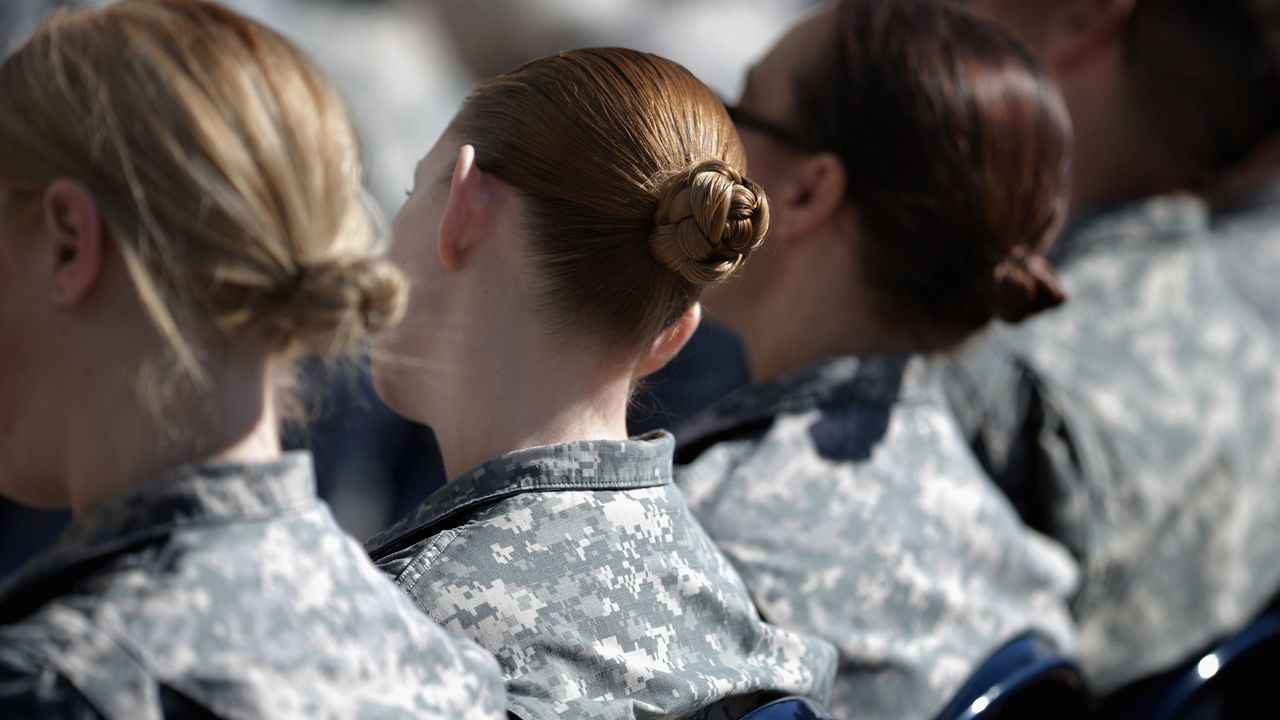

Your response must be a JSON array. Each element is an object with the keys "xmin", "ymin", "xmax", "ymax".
[
  {"xmin": 0, "ymin": 453, "xmax": 506, "ymax": 720},
  {"xmin": 365, "ymin": 431, "xmax": 838, "ymax": 720},
  {"xmin": 947, "ymin": 195, "xmax": 1280, "ymax": 691},
  {"xmin": 673, "ymin": 355, "xmax": 1079, "ymax": 720},
  {"xmin": 1214, "ymin": 173, "xmax": 1280, "ymax": 334}
]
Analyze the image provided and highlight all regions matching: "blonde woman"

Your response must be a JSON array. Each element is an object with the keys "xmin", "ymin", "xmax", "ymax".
[
  {"xmin": 0, "ymin": 1, "xmax": 504, "ymax": 718},
  {"xmin": 368, "ymin": 48, "xmax": 837, "ymax": 719}
]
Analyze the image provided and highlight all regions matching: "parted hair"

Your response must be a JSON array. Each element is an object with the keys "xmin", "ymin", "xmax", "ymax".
[
  {"xmin": 796, "ymin": 0, "xmax": 1071, "ymax": 331},
  {"xmin": 0, "ymin": 0, "xmax": 404, "ymax": 373},
  {"xmin": 448, "ymin": 47, "xmax": 769, "ymax": 349}
]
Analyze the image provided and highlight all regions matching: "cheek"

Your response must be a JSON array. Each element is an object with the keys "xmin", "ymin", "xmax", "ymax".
[
  {"xmin": 387, "ymin": 197, "xmax": 445, "ymax": 327},
  {"xmin": 389, "ymin": 197, "xmax": 433, "ymax": 270},
  {"xmin": 0, "ymin": 280, "xmax": 69, "ymax": 508},
  {"xmin": 0, "ymin": 259, "xmax": 26, "ymax": 450},
  {"xmin": 373, "ymin": 196, "xmax": 446, "ymax": 405},
  {"xmin": 739, "ymin": 133, "xmax": 775, "ymax": 185},
  {"xmin": 737, "ymin": 137, "xmax": 789, "ymax": 224},
  {"xmin": 702, "ymin": 258, "xmax": 764, "ymax": 327}
]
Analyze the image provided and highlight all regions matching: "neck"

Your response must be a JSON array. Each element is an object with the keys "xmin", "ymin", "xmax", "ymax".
[
  {"xmin": 408, "ymin": 327, "xmax": 632, "ymax": 481},
  {"xmin": 737, "ymin": 231, "xmax": 919, "ymax": 382},
  {"xmin": 64, "ymin": 349, "xmax": 282, "ymax": 518}
]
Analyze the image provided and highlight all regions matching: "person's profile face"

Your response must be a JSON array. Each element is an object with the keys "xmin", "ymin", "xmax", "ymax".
[
  {"xmin": 0, "ymin": 203, "xmax": 17, "ymax": 496},
  {"xmin": 703, "ymin": 9, "xmax": 828, "ymax": 331},
  {"xmin": 371, "ymin": 136, "xmax": 455, "ymax": 413},
  {"xmin": 0, "ymin": 196, "xmax": 67, "ymax": 508},
  {"xmin": 388, "ymin": 139, "xmax": 453, "ymax": 290},
  {"xmin": 730, "ymin": 8, "xmax": 823, "ymax": 185}
]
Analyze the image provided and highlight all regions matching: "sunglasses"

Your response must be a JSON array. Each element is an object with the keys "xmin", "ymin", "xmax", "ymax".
[{"xmin": 724, "ymin": 103, "xmax": 827, "ymax": 154}]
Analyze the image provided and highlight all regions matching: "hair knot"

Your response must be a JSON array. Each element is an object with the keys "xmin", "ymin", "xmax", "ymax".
[{"xmin": 649, "ymin": 158, "xmax": 769, "ymax": 285}]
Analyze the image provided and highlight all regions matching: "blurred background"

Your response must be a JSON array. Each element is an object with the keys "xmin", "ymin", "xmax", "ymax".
[{"xmin": 0, "ymin": 0, "xmax": 821, "ymax": 578}]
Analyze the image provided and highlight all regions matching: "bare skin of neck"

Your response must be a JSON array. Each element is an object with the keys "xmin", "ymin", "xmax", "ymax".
[
  {"xmin": 384, "ymin": 305, "xmax": 633, "ymax": 481},
  {"xmin": 63, "ymin": 348, "xmax": 282, "ymax": 518},
  {"xmin": 735, "ymin": 228, "xmax": 936, "ymax": 383}
]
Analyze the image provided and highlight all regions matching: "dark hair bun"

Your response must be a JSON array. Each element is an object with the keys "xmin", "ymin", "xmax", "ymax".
[
  {"xmin": 649, "ymin": 158, "xmax": 770, "ymax": 285},
  {"xmin": 990, "ymin": 248, "xmax": 1066, "ymax": 323}
]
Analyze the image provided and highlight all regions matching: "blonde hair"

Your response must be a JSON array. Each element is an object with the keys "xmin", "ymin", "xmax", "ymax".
[{"xmin": 0, "ymin": 0, "xmax": 404, "ymax": 378}]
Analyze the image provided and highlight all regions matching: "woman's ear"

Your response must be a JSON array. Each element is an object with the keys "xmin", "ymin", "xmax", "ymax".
[
  {"xmin": 634, "ymin": 303, "xmax": 703, "ymax": 380},
  {"xmin": 437, "ymin": 144, "xmax": 492, "ymax": 271},
  {"xmin": 42, "ymin": 178, "xmax": 105, "ymax": 309},
  {"xmin": 775, "ymin": 152, "xmax": 847, "ymax": 243}
]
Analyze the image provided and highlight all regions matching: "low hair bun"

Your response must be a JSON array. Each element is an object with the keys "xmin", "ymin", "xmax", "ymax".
[
  {"xmin": 268, "ymin": 256, "xmax": 407, "ymax": 356},
  {"xmin": 649, "ymin": 158, "xmax": 770, "ymax": 285},
  {"xmin": 989, "ymin": 248, "xmax": 1066, "ymax": 323}
]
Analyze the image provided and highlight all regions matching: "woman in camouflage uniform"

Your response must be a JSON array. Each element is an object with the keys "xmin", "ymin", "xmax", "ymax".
[
  {"xmin": 672, "ymin": 2, "xmax": 1081, "ymax": 718},
  {"xmin": 0, "ymin": 1, "xmax": 505, "ymax": 717},
  {"xmin": 369, "ymin": 47, "xmax": 838, "ymax": 719}
]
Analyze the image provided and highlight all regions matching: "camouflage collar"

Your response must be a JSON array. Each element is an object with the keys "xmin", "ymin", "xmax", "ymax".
[
  {"xmin": 1051, "ymin": 194, "xmax": 1209, "ymax": 267},
  {"xmin": 366, "ymin": 432, "xmax": 676, "ymax": 560},
  {"xmin": 0, "ymin": 453, "xmax": 318, "ymax": 616},
  {"xmin": 674, "ymin": 354, "xmax": 942, "ymax": 455}
]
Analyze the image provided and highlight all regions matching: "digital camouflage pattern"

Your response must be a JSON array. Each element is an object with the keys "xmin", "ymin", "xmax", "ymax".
[
  {"xmin": 673, "ymin": 355, "xmax": 1079, "ymax": 720},
  {"xmin": 947, "ymin": 196, "xmax": 1280, "ymax": 691},
  {"xmin": 0, "ymin": 453, "xmax": 506, "ymax": 720},
  {"xmin": 1213, "ymin": 173, "xmax": 1280, "ymax": 335},
  {"xmin": 366, "ymin": 432, "xmax": 838, "ymax": 720}
]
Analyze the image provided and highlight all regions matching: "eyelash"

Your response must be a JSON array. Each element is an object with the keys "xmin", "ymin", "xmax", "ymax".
[{"xmin": 403, "ymin": 188, "xmax": 413, "ymax": 198}]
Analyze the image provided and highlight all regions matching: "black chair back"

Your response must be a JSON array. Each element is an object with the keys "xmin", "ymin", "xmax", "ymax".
[
  {"xmin": 741, "ymin": 696, "xmax": 840, "ymax": 720},
  {"xmin": 935, "ymin": 633, "xmax": 1090, "ymax": 720},
  {"xmin": 1102, "ymin": 609, "xmax": 1280, "ymax": 720}
]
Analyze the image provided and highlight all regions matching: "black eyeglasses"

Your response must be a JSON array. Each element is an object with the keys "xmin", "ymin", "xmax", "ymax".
[{"xmin": 724, "ymin": 103, "xmax": 826, "ymax": 153}]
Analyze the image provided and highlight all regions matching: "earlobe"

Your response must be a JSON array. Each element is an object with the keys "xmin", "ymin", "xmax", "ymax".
[
  {"xmin": 43, "ymin": 179, "xmax": 105, "ymax": 309},
  {"xmin": 438, "ymin": 144, "xmax": 482, "ymax": 271},
  {"xmin": 635, "ymin": 303, "xmax": 703, "ymax": 380}
]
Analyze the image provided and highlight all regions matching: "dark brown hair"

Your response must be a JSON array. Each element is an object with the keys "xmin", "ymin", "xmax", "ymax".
[
  {"xmin": 793, "ymin": 0, "xmax": 1071, "ymax": 331},
  {"xmin": 1124, "ymin": 0, "xmax": 1280, "ymax": 183},
  {"xmin": 448, "ymin": 48, "xmax": 769, "ymax": 349}
]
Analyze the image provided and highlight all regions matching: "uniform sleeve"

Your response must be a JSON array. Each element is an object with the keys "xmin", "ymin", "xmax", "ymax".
[{"xmin": 0, "ymin": 643, "xmax": 105, "ymax": 720}]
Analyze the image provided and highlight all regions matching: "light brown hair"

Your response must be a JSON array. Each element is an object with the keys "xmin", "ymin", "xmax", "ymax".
[
  {"xmin": 0, "ymin": 0, "xmax": 404, "ymax": 376},
  {"xmin": 449, "ymin": 48, "xmax": 769, "ymax": 350}
]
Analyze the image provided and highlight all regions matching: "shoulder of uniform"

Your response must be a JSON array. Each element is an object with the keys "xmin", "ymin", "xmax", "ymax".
[
  {"xmin": 0, "ymin": 603, "xmax": 156, "ymax": 720},
  {"xmin": 0, "ymin": 645, "xmax": 106, "ymax": 719}
]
